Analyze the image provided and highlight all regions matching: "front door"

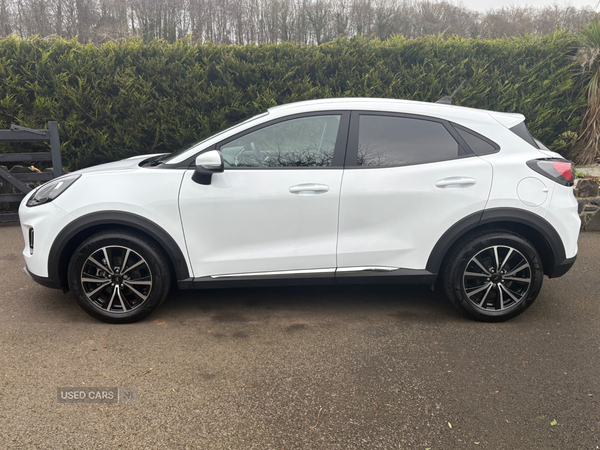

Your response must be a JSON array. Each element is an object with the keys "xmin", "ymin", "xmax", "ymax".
[{"xmin": 179, "ymin": 112, "xmax": 349, "ymax": 278}]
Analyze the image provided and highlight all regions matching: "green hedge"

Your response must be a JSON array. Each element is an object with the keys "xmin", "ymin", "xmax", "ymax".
[{"xmin": 0, "ymin": 33, "xmax": 586, "ymax": 170}]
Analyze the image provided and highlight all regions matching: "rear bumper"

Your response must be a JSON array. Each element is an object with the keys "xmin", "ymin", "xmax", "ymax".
[{"xmin": 547, "ymin": 254, "xmax": 577, "ymax": 279}]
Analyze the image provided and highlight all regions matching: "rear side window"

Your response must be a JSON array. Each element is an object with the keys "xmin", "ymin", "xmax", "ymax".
[
  {"xmin": 454, "ymin": 125, "xmax": 499, "ymax": 155},
  {"xmin": 357, "ymin": 115, "xmax": 462, "ymax": 167},
  {"xmin": 509, "ymin": 122, "xmax": 539, "ymax": 149}
]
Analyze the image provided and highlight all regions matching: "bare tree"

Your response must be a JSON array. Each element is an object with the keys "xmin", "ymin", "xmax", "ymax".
[
  {"xmin": 306, "ymin": 0, "xmax": 329, "ymax": 44},
  {"xmin": 0, "ymin": 0, "xmax": 599, "ymax": 44},
  {"xmin": 0, "ymin": 0, "xmax": 13, "ymax": 36}
]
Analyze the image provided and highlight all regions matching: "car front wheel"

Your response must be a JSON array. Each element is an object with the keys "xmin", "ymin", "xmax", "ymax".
[
  {"xmin": 443, "ymin": 231, "xmax": 544, "ymax": 322},
  {"xmin": 68, "ymin": 230, "xmax": 171, "ymax": 323}
]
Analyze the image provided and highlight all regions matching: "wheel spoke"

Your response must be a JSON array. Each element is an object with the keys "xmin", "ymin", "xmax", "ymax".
[
  {"xmin": 478, "ymin": 283, "xmax": 494, "ymax": 307},
  {"xmin": 500, "ymin": 284, "xmax": 521, "ymax": 303},
  {"xmin": 121, "ymin": 259, "xmax": 144, "ymax": 276},
  {"xmin": 472, "ymin": 257, "xmax": 491, "ymax": 276},
  {"xmin": 105, "ymin": 286, "xmax": 117, "ymax": 311},
  {"xmin": 465, "ymin": 272, "xmax": 489, "ymax": 278},
  {"xmin": 88, "ymin": 256, "xmax": 112, "ymax": 275},
  {"xmin": 102, "ymin": 248, "xmax": 112, "ymax": 272},
  {"xmin": 504, "ymin": 263, "xmax": 530, "ymax": 278},
  {"xmin": 87, "ymin": 281, "xmax": 111, "ymax": 298},
  {"xmin": 493, "ymin": 246, "xmax": 500, "ymax": 270},
  {"xmin": 498, "ymin": 285, "xmax": 505, "ymax": 310},
  {"xmin": 121, "ymin": 249, "xmax": 131, "ymax": 272},
  {"xmin": 124, "ymin": 280, "xmax": 152, "ymax": 286},
  {"xmin": 503, "ymin": 276, "xmax": 530, "ymax": 283},
  {"xmin": 466, "ymin": 282, "xmax": 492, "ymax": 298},
  {"xmin": 116, "ymin": 287, "xmax": 132, "ymax": 311},
  {"xmin": 81, "ymin": 277, "xmax": 110, "ymax": 284},
  {"xmin": 499, "ymin": 248, "xmax": 514, "ymax": 272},
  {"xmin": 124, "ymin": 282, "xmax": 148, "ymax": 301}
]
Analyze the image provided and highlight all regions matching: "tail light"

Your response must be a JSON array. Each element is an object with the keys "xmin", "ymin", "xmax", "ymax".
[{"xmin": 526, "ymin": 159, "xmax": 574, "ymax": 187}]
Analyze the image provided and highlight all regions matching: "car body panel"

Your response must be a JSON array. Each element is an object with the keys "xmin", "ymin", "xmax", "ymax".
[
  {"xmin": 337, "ymin": 156, "xmax": 493, "ymax": 270},
  {"xmin": 19, "ymin": 200, "xmax": 73, "ymax": 278},
  {"xmin": 545, "ymin": 184, "xmax": 580, "ymax": 259},
  {"xmin": 178, "ymin": 168, "xmax": 343, "ymax": 277},
  {"xmin": 20, "ymin": 168, "xmax": 192, "ymax": 280}
]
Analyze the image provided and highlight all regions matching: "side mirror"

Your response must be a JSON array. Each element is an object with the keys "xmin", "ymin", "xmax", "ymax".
[{"xmin": 192, "ymin": 150, "xmax": 224, "ymax": 185}]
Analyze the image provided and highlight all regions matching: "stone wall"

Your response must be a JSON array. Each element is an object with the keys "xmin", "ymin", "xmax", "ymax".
[{"xmin": 575, "ymin": 178, "xmax": 600, "ymax": 232}]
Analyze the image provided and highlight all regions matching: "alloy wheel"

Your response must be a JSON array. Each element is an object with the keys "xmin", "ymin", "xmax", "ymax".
[
  {"xmin": 80, "ymin": 246, "xmax": 153, "ymax": 313},
  {"xmin": 462, "ymin": 245, "xmax": 532, "ymax": 312}
]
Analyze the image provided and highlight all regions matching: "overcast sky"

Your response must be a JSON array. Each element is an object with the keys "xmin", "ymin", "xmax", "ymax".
[{"xmin": 459, "ymin": 0, "xmax": 598, "ymax": 11}]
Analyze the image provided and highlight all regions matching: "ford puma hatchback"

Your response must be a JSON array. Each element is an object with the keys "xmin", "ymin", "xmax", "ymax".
[{"xmin": 19, "ymin": 98, "xmax": 580, "ymax": 323}]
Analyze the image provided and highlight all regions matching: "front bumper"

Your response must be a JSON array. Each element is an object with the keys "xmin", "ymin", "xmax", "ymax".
[
  {"xmin": 19, "ymin": 199, "xmax": 73, "ymax": 283},
  {"xmin": 23, "ymin": 266, "xmax": 62, "ymax": 289}
]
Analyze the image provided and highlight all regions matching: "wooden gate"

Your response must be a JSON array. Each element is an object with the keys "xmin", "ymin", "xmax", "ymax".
[{"xmin": 0, "ymin": 122, "xmax": 62, "ymax": 222}]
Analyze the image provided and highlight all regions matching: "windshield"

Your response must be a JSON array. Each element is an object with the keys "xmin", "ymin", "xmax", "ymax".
[{"xmin": 162, "ymin": 112, "xmax": 269, "ymax": 163}]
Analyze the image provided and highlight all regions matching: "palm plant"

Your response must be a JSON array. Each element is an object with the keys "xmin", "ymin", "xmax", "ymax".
[{"xmin": 573, "ymin": 21, "xmax": 600, "ymax": 165}]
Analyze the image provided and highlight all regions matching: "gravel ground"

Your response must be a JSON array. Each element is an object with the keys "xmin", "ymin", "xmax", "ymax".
[{"xmin": 0, "ymin": 223, "xmax": 599, "ymax": 449}]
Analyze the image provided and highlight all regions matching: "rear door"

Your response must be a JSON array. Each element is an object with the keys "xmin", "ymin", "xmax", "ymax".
[{"xmin": 336, "ymin": 112, "xmax": 494, "ymax": 274}]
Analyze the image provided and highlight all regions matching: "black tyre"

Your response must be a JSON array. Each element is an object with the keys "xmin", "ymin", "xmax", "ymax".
[
  {"xmin": 68, "ymin": 230, "xmax": 171, "ymax": 323},
  {"xmin": 443, "ymin": 231, "xmax": 544, "ymax": 322}
]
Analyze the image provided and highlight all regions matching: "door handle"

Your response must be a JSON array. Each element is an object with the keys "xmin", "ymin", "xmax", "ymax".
[
  {"xmin": 289, "ymin": 183, "xmax": 330, "ymax": 195},
  {"xmin": 435, "ymin": 177, "xmax": 477, "ymax": 188}
]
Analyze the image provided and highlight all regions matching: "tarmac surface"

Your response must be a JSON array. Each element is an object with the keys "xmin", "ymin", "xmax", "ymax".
[{"xmin": 0, "ymin": 222, "xmax": 599, "ymax": 449}]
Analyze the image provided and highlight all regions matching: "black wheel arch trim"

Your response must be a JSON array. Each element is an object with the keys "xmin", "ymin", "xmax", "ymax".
[
  {"xmin": 48, "ymin": 211, "xmax": 190, "ymax": 289},
  {"xmin": 426, "ymin": 207, "xmax": 568, "ymax": 277},
  {"xmin": 425, "ymin": 210, "xmax": 483, "ymax": 274}
]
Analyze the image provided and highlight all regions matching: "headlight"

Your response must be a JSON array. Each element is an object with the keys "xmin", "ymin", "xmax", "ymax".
[{"xmin": 26, "ymin": 174, "xmax": 81, "ymax": 207}]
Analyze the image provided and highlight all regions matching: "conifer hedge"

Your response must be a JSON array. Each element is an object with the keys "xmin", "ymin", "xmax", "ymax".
[{"xmin": 0, "ymin": 33, "xmax": 585, "ymax": 170}]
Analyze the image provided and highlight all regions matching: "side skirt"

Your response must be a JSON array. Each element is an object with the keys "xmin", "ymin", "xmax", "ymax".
[{"xmin": 177, "ymin": 268, "xmax": 437, "ymax": 289}]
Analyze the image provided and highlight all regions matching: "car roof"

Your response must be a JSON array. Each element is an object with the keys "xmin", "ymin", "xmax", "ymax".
[{"xmin": 268, "ymin": 97, "xmax": 524, "ymax": 128}]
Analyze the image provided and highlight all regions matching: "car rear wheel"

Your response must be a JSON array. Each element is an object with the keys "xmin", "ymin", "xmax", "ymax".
[
  {"xmin": 68, "ymin": 230, "xmax": 171, "ymax": 323},
  {"xmin": 443, "ymin": 231, "xmax": 544, "ymax": 322}
]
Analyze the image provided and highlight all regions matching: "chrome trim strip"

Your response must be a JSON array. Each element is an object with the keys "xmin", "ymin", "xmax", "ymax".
[
  {"xmin": 209, "ymin": 266, "xmax": 401, "ymax": 279},
  {"xmin": 210, "ymin": 268, "xmax": 336, "ymax": 279},
  {"xmin": 336, "ymin": 266, "xmax": 399, "ymax": 273}
]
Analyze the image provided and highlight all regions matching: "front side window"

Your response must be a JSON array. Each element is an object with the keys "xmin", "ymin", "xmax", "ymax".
[
  {"xmin": 220, "ymin": 115, "xmax": 341, "ymax": 168},
  {"xmin": 357, "ymin": 115, "xmax": 462, "ymax": 167}
]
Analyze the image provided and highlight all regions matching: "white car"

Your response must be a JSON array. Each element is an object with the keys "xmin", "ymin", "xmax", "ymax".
[{"xmin": 19, "ymin": 98, "xmax": 579, "ymax": 323}]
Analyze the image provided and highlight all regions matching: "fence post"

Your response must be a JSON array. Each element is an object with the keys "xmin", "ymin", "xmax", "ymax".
[{"xmin": 48, "ymin": 121, "xmax": 62, "ymax": 178}]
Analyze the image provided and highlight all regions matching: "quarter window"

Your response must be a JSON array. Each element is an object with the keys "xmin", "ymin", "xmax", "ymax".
[
  {"xmin": 357, "ymin": 115, "xmax": 461, "ymax": 167},
  {"xmin": 455, "ymin": 126, "xmax": 499, "ymax": 155},
  {"xmin": 220, "ymin": 115, "xmax": 341, "ymax": 168}
]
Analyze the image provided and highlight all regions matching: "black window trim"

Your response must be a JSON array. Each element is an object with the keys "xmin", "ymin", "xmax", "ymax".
[
  {"xmin": 170, "ymin": 111, "xmax": 351, "ymax": 170},
  {"xmin": 451, "ymin": 123, "xmax": 501, "ymax": 155},
  {"xmin": 509, "ymin": 121, "xmax": 540, "ymax": 149},
  {"xmin": 344, "ymin": 111, "xmax": 474, "ymax": 169}
]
